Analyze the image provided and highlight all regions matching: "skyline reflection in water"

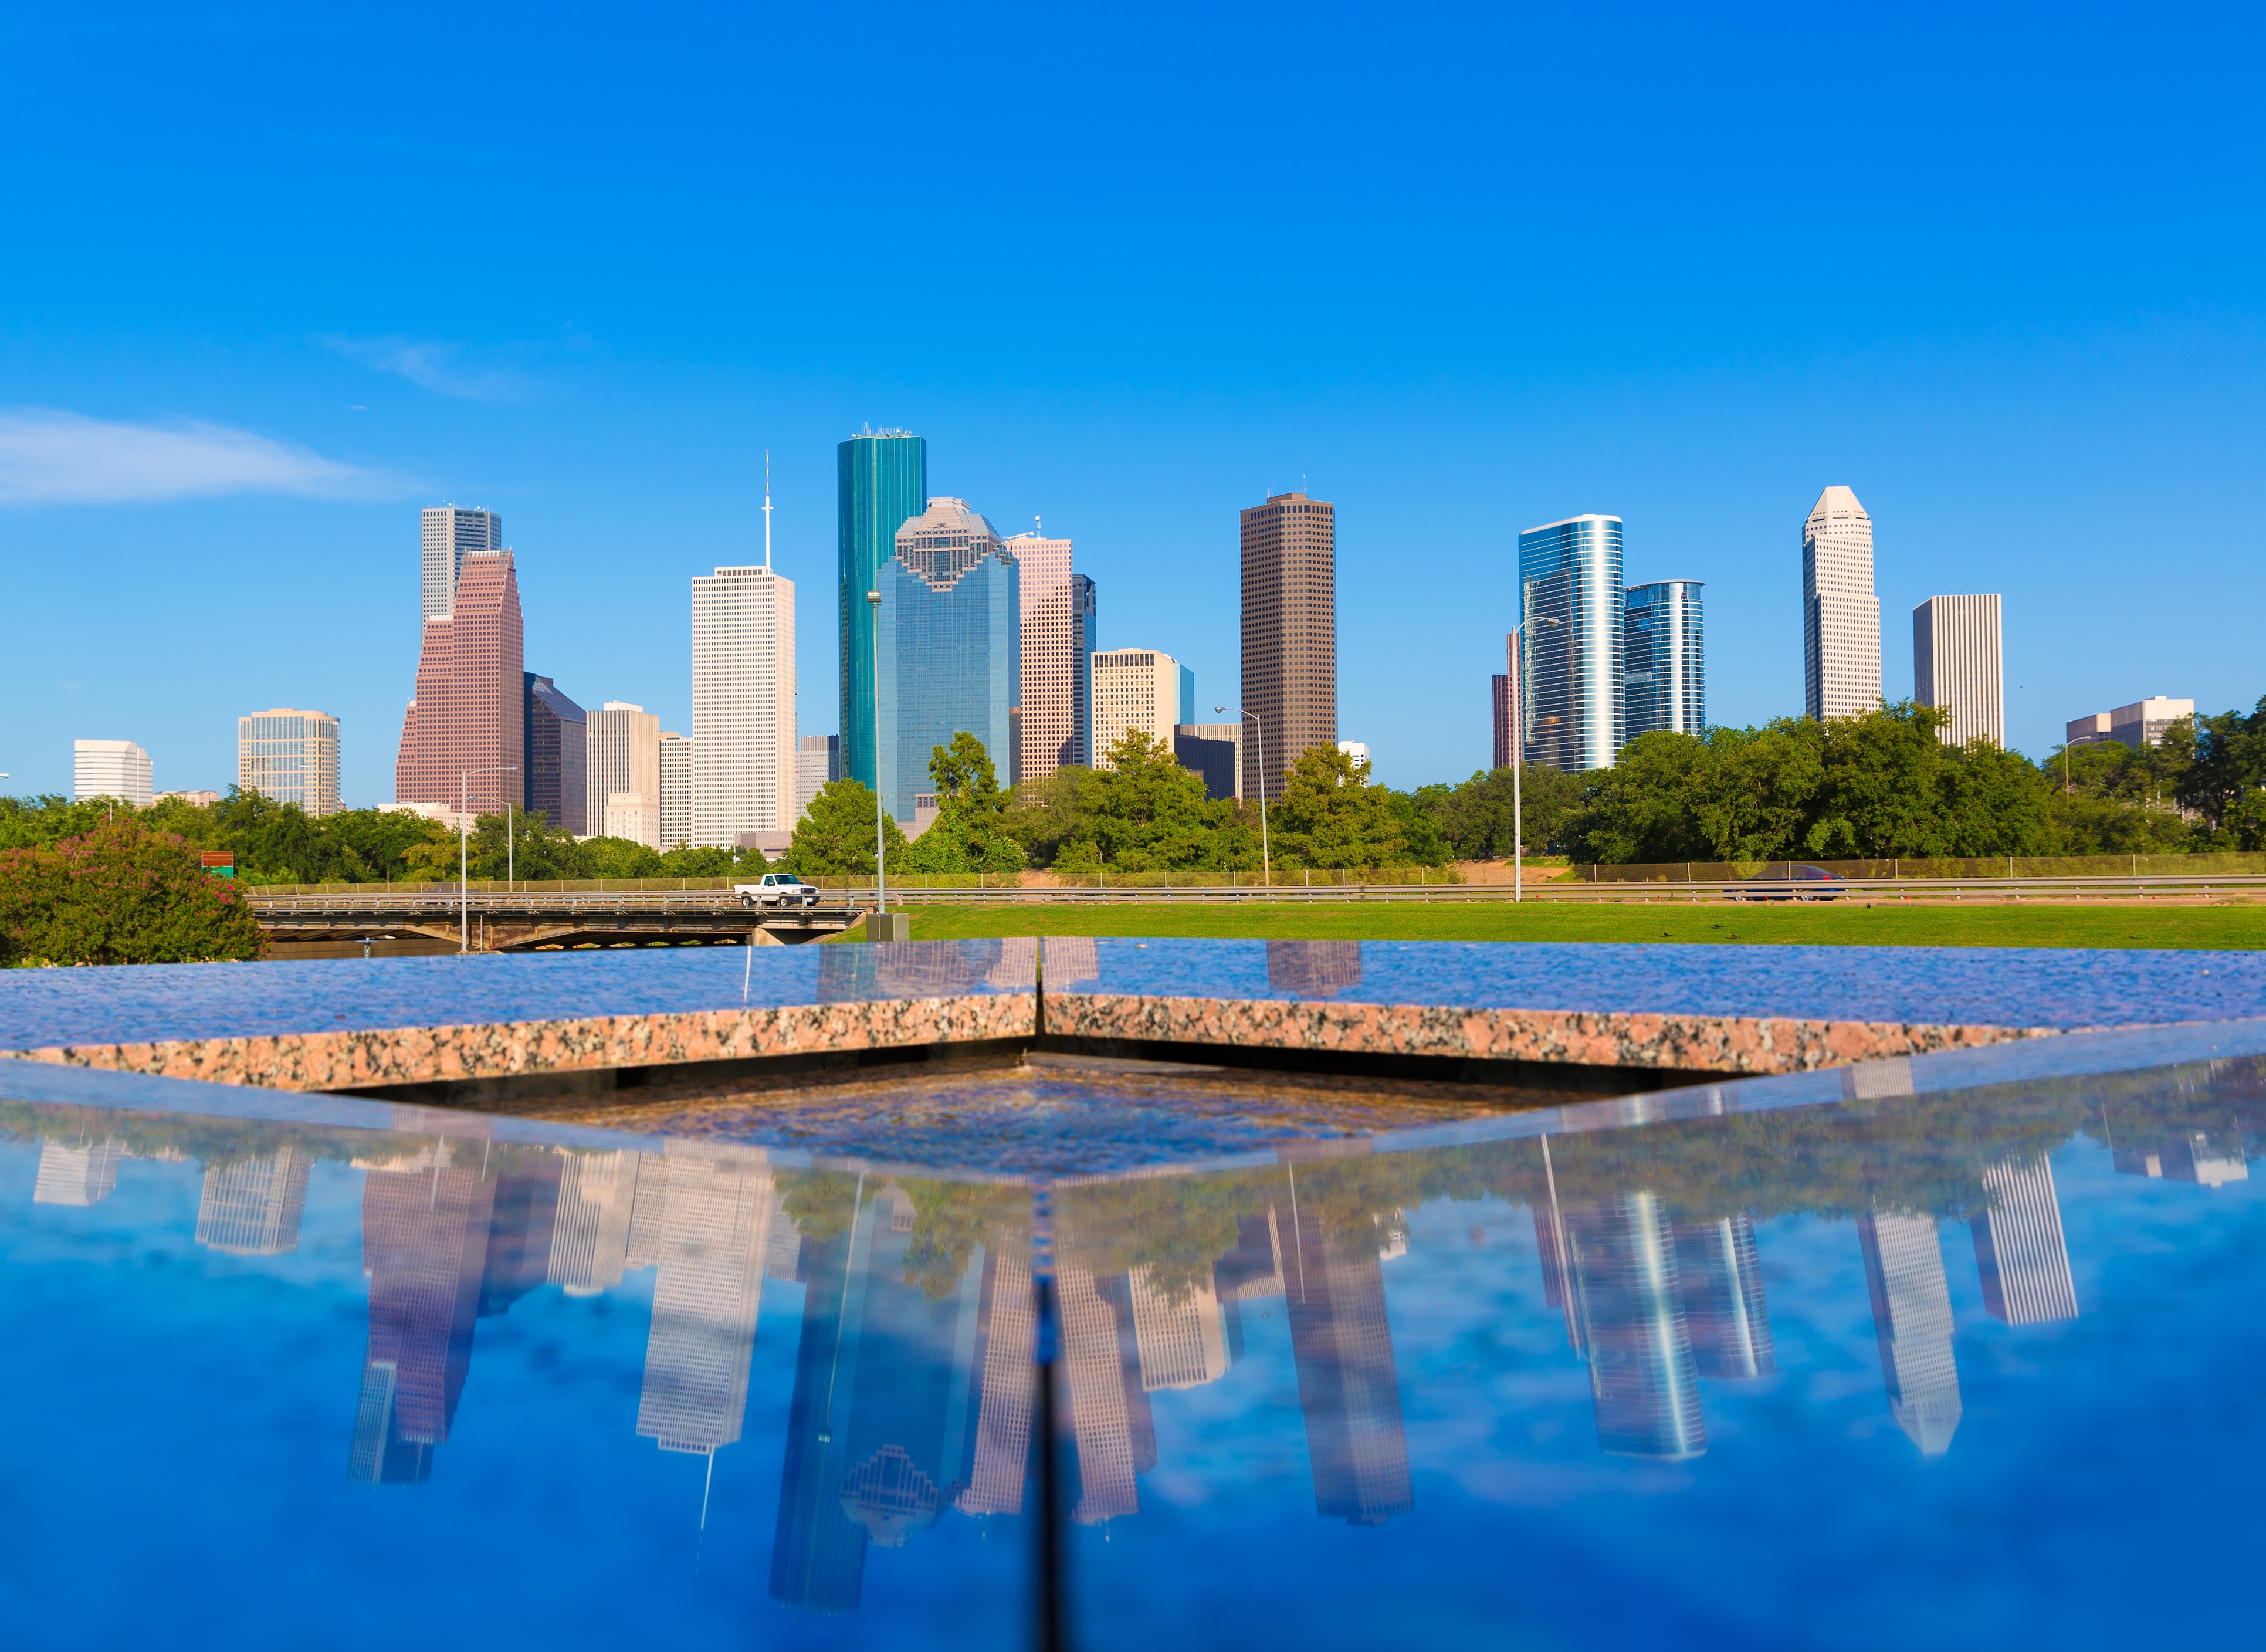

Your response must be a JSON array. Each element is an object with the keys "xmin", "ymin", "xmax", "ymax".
[{"xmin": 1, "ymin": 1043, "xmax": 2259, "ymax": 1650}]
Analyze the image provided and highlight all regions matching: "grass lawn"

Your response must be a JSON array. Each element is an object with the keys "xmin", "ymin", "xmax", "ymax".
[{"xmin": 870, "ymin": 899, "xmax": 2266, "ymax": 950}]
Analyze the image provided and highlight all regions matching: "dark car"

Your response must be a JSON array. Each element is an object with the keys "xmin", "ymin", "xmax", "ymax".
[{"xmin": 1726, "ymin": 864, "xmax": 1847, "ymax": 902}]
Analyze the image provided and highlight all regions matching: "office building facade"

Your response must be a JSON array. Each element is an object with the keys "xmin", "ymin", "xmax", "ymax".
[
  {"xmin": 1092, "ymin": 648, "xmax": 1183, "ymax": 769},
  {"xmin": 1003, "ymin": 525, "xmax": 1090, "ymax": 782},
  {"xmin": 587, "ymin": 702, "xmax": 661, "ymax": 848},
  {"xmin": 1491, "ymin": 672, "xmax": 1512, "ymax": 770},
  {"xmin": 1518, "ymin": 514, "xmax": 1624, "ymax": 773},
  {"xmin": 1240, "ymin": 490, "xmax": 1336, "ymax": 801},
  {"xmin": 2067, "ymin": 695, "xmax": 2193, "ymax": 750},
  {"xmin": 794, "ymin": 734, "xmax": 841, "ymax": 823},
  {"xmin": 692, "ymin": 564, "xmax": 797, "ymax": 848},
  {"xmin": 238, "ymin": 709, "xmax": 341, "ymax": 817},
  {"xmin": 658, "ymin": 732, "xmax": 694, "ymax": 849},
  {"xmin": 838, "ymin": 433, "xmax": 927, "ymax": 793},
  {"xmin": 395, "ymin": 550, "xmax": 525, "ymax": 813},
  {"xmin": 523, "ymin": 673, "xmax": 588, "ymax": 835},
  {"xmin": 73, "ymin": 739, "xmax": 154, "ymax": 807},
  {"xmin": 1173, "ymin": 722, "xmax": 1241, "ymax": 800},
  {"xmin": 1623, "ymin": 579, "xmax": 1706, "ymax": 742},
  {"xmin": 421, "ymin": 506, "xmax": 502, "ymax": 622},
  {"xmin": 1803, "ymin": 486, "xmax": 1882, "ymax": 721},
  {"xmin": 875, "ymin": 500, "xmax": 1021, "ymax": 822},
  {"xmin": 1913, "ymin": 594, "xmax": 2003, "ymax": 746}
]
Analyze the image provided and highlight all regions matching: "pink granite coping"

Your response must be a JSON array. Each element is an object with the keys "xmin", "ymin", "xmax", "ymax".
[
  {"xmin": 3, "ymin": 992, "xmax": 1037, "ymax": 1093},
  {"xmin": 1043, "ymin": 991, "xmax": 2064, "ymax": 1075}
]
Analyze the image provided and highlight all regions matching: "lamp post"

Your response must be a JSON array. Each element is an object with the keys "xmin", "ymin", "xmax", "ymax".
[
  {"xmin": 867, "ymin": 588, "xmax": 885, "ymax": 917},
  {"xmin": 460, "ymin": 764, "xmax": 517, "ymax": 953},
  {"xmin": 1511, "ymin": 614, "xmax": 1560, "ymax": 904},
  {"xmin": 1217, "ymin": 706, "xmax": 1270, "ymax": 888}
]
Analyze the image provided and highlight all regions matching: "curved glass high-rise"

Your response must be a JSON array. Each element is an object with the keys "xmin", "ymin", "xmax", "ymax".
[
  {"xmin": 1622, "ymin": 579, "xmax": 1706, "ymax": 742},
  {"xmin": 1518, "ymin": 514, "xmax": 1624, "ymax": 773},
  {"xmin": 838, "ymin": 433, "xmax": 927, "ymax": 790}
]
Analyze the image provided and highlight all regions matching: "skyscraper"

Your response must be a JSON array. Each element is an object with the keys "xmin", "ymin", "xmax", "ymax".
[
  {"xmin": 1622, "ymin": 579, "xmax": 1705, "ymax": 742},
  {"xmin": 692, "ymin": 564, "xmax": 797, "ymax": 848},
  {"xmin": 1491, "ymin": 671, "xmax": 1511, "ymax": 771},
  {"xmin": 658, "ymin": 732, "xmax": 694, "ymax": 849},
  {"xmin": 839, "ymin": 432, "xmax": 928, "ymax": 792},
  {"xmin": 72, "ymin": 739, "xmax": 153, "ymax": 807},
  {"xmin": 238, "ymin": 709, "xmax": 341, "ymax": 816},
  {"xmin": 33, "ymin": 1137, "xmax": 122, "ymax": 1205},
  {"xmin": 1802, "ymin": 486, "xmax": 1882, "ymax": 722},
  {"xmin": 1240, "ymin": 490, "xmax": 1336, "ymax": 801},
  {"xmin": 1002, "ymin": 524, "xmax": 1086, "ymax": 782},
  {"xmin": 422, "ymin": 506, "xmax": 502, "ymax": 622},
  {"xmin": 1969, "ymin": 1156, "xmax": 2078, "ymax": 1325},
  {"xmin": 544, "ymin": 1147, "xmax": 643, "ymax": 1297},
  {"xmin": 794, "ymin": 734, "xmax": 840, "ymax": 824},
  {"xmin": 1857, "ymin": 1210, "xmax": 1962, "ymax": 1454},
  {"xmin": 1518, "ymin": 514, "xmax": 1624, "ymax": 773},
  {"xmin": 876, "ymin": 499, "xmax": 1020, "ymax": 822},
  {"xmin": 1091, "ymin": 648, "xmax": 1183, "ymax": 768},
  {"xmin": 1071, "ymin": 573, "xmax": 1098, "ymax": 767},
  {"xmin": 395, "ymin": 550, "xmax": 525, "ymax": 813},
  {"xmin": 1913, "ymin": 594, "xmax": 2004, "ymax": 747},
  {"xmin": 1058, "ymin": 1265, "xmax": 1153, "ymax": 1524},
  {"xmin": 1127, "ymin": 1264, "xmax": 1229, "ymax": 1391},
  {"xmin": 523, "ymin": 673, "xmax": 588, "ymax": 834},
  {"xmin": 586, "ymin": 702, "xmax": 660, "ymax": 848}
]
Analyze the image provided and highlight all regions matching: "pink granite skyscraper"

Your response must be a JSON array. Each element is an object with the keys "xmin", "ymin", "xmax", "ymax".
[{"xmin": 395, "ymin": 549, "xmax": 525, "ymax": 810}]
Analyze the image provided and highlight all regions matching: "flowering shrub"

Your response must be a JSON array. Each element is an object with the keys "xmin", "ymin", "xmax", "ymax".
[{"xmin": 0, "ymin": 818, "xmax": 266, "ymax": 966}]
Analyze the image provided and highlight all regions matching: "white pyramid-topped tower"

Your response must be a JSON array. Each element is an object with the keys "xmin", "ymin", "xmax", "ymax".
[{"xmin": 1802, "ymin": 485, "xmax": 1882, "ymax": 721}]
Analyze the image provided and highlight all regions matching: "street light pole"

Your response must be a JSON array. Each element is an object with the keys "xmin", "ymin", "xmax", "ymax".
[
  {"xmin": 1218, "ymin": 706, "xmax": 1269, "ymax": 888},
  {"xmin": 460, "ymin": 764, "xmax": 517, "ymax": 953},
  {"xmin": 1511, "ymin": 615, "xmax": 1560, "ymax": 905},
  {"xmin": 868, "ymin": 588, "xmax": 885, "ymax": 916}
]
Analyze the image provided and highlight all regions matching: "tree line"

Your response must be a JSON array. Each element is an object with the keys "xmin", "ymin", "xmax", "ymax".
[{"xmin": 7, "ymin": 691, "xmax": 2259, "ymax": 893}]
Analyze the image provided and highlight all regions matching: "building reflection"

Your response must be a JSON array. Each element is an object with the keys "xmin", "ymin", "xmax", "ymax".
[
  {"xmin": 770, "ymin": 1180, "xmax": 1023, "ymax": 1613},
  {"xmin": 1279, "ymin": 1143, "xmax": 1414, "ymax": 1524},
  {"xmin": 33, "ymin": 1137, "xmax": 122, "ymax": 1206},
  {"xmin": 1265, "ymin": 940, "xmax": 1363, "ymax": 998},
  {"xmin": 1856, "ymin": 1211, "xmax": 1962, "ymax": 1455},
  {"xmin": 1970, "ymin": 1157, "xmax": 2078, "ymax": 1326},
  {"xmin": 1675, "ymin": 1214, "xmax": 1776, "ymax": 1379},
  {"xmin": 196, "ymin": 1147, "xmax": 314, "ymax": 1255}
]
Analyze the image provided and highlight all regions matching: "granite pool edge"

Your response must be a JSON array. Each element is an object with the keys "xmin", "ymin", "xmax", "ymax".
[
  {"xmin": 1042, "ymin": 991, "xmax": 2064, "ymax": 1074},
  {"xmin": 0, "ymin": 992, "xmax": 1037, "ymax": 1092}
]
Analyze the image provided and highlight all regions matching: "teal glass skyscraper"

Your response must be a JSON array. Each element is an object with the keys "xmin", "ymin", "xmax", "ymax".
[
  {"xmin": 1518, "ymin": 514, "xmax": 1624, "ymax": 773},
  {"xmin": 838, "ymin": 432, "xmax": 927, "ymax": 789},
  {"xmin": 1623, "ymin": 580, "xmax": 1705, "ymax": 741}
]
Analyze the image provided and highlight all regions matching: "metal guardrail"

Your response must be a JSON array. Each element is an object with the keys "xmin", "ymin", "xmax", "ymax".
[{"xmin": 246, "ymin": 873, "xmax": 2266, "ymax": 915}]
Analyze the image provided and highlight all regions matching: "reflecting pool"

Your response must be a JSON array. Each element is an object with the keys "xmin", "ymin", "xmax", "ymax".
[{"xmin": 1, "ymin": 1025, "xmax": 2260, "ymax": 1650}]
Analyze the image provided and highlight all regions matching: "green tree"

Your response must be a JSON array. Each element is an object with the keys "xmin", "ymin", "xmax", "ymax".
[
  {"xmin": 1565, "ymin": 732, "xmax": 1712, "ymax": 864},
  {"xmin": 905, "ymin": 732, "xmax": 1026, "ymax": 874},
  {"xmin": 1056, "ymin": 729, "xmax": 1234, "ymax": 871},
  {"xmin": 2179, "ymin": 698, "xmax": 2266, "ymax": 847},
  {"xmin": 0, "ymin": 817, "xmax": 266, "ymax": 966},
  {"xmin": 1413, "ymin": 764, "xmax": 1583, "ymax": 859},
  {"xmin": 780, "ymin": 777, "xmax": 908, "ymax": 875},
  {"xmin": 1266, "ymin": 746, "xmax": 1412, "ymax": 869}
]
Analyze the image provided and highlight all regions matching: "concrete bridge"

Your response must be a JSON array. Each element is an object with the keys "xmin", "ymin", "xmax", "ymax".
[{"xmin": 249, "ymin": 889, "xmax": 861, "ymax": 956}]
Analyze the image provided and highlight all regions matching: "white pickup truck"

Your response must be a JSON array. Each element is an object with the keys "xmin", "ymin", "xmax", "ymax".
[{"xmin": 734, "ymin": 872, "xmax": 820, "ymax": 909}]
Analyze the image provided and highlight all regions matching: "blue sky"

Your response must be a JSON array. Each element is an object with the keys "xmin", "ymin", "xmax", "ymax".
[{"xmin": 4, "ymin": 2, "xmax": 2262, "ymax": 803}]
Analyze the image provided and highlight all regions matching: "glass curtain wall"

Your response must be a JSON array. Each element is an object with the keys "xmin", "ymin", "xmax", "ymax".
[
  {"xmin": 1518, "ymin": 515, "xmax": 1625, "ymax": 773},
  {"xmin": 838, "ymin": 434, "xmax": 927, "ymax": 791},
  {"xmin": 1622, "ymin": 579, "xmax": 1706, "ymax": 741}
]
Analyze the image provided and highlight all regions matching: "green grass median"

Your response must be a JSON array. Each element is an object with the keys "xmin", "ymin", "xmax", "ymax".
[{"xmin": 887, "ymin": 899, "xmax": 2266, "ymax": 950}]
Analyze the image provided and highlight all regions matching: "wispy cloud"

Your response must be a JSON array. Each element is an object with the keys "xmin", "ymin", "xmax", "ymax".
[
  {"xmin": 321, "ymin": 334, "xmax": 533, "ymax": 403},
  {"xmin": 0, "ymin": 408, "xmax": 397, "ymax": 506}
]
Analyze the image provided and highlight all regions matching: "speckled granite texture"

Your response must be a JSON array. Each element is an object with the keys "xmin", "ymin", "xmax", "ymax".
[
  {"xmin": 0, "ymin": 941, "xmax": 1036, "ymax": 1091},
  {"xmin": 1041, "ymin": 937, "xmax": 2266, "ymax": 1075}
]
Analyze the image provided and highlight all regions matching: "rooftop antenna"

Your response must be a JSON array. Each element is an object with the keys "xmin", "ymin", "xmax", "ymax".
[
  {"xmin": 1035, "ymin": 513, "xmax": 1042, "ymax": 535},
  {"xmin": 763, "ymin": 449, "xmax": 773, "ymax": 570}
]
